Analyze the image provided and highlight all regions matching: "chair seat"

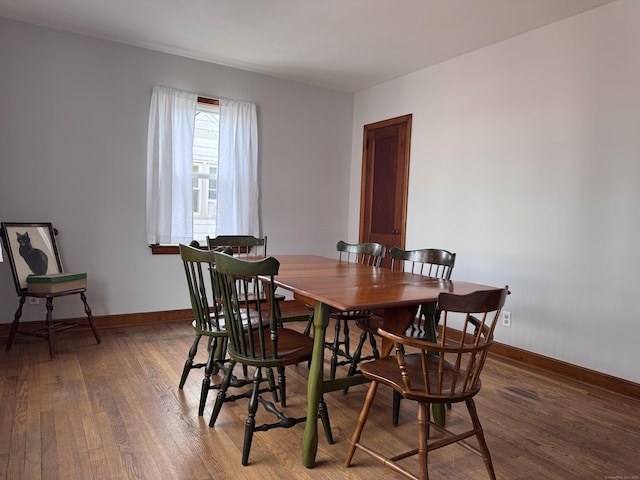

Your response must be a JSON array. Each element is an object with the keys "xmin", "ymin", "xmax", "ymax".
[
  {"xmin": 360, "ymin": 353, "xmax": 481, "ymax": 403},
  {"xmin": 229, "ymin": 328, "xmax": 314, "ymax": 367},
  {"xmin": 355, "ymin": 315, "xmax": 382, "ymax": 334},
  {"xmin": 242, "ymin": 291, "xmax": 286, "ymax": 304},
  {"xmin": 192, "ymin": 318, "xmax": 226, "ymax": 335},
  {"xmin": 192, "ymin": 309, "xmax": 266, "ymax": 335}
]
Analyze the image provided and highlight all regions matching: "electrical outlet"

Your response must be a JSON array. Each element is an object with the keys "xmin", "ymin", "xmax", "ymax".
[
  {"xmin": 28, "ymin": 297, "xmax": 40, "ymax": 305},
  {"xmin": 501, "ymin": 311, "xmax": 511, "ymax": 328}
]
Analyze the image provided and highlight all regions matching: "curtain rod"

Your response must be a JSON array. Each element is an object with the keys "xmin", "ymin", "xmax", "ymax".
[{"xmin": 198, "ymin": 96, "xmax": 219, "ymax": 105}]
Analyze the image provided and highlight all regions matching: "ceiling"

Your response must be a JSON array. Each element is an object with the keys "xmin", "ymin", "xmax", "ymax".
[{"xmin": 0, "ymin": 0, "xmax": 617, "ymax": 92}]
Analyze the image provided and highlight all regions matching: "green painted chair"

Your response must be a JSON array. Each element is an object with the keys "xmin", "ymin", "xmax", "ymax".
[
  {"xmin": 206, "ymin": 234, "xmax": 268, "ymax": 256},
  {"xmin": 304, "ymin": 240, "xmax": 386, "ymax": 382},
  {"xmin": 209, "ymin": 251, "xmax": 333, "ymax": 466},
  {"xmin": 178, "ymin": 244, "xmax": 257, "ymax": 416},
  {"xmin": 356, "ymin": 246, "xmax": 456, "ymax": 424},
  {"xmin": 206, "ymin": 235, "xmax": 285, "ymax": 316}
]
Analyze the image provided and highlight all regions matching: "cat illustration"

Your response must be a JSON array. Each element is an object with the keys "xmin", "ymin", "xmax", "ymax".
[{"xmin": 16, "ymin": 232, "xmax": 49, "ymax": 275}]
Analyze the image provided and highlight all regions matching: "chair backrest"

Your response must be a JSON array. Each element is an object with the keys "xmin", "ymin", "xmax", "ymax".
[
  {"xmin": 213, "ymin": 251, "xmax": 281, "ymax": 366},
  {"xmin": 390, "ymin": 246, "xmax": 456, "ymax": 332},
  {"xmin": 389, "ymin": 246, "xmax": 456, "ymax": 279},
  {"xmin": 179, "ymin": 244, "xmax": 223, "ymax": 333},
  {"xmin": 336, "ymin": 240, "xmax": 386, "ymax": 266},
  {"xmin": 378, "ymin": 286, "xmax": 508, "ymax": 401},
  {"xmin": 206, "ymin": 235, "xmax": 267, "ymax": 256}
]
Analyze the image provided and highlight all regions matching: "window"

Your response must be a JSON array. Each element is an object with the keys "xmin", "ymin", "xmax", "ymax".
[
  {"xmin": 146, "ymin": 86, "xmax": 259, "ymax": 254},
  {"xmin": 192, "ymin": 100, "xmax": 220, "ymax": 240}
]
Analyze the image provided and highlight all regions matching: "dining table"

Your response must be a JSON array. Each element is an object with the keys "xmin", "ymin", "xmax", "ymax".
[{"xmin": 268, "ymin": 254, "xmax": 502, "ymax": 468}]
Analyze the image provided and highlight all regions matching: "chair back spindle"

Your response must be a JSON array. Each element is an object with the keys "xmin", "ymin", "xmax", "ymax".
[
  {"xmin": 180, "ymin": 244, "xmax": 223, "ymax": 333},
  {"xmin": 389, "ymin": 246, "xmax": 456, "ymax": 335},
  {"xmin": 214, "ymin": 252, "xmax": 285, "ymax": 365},
  {"xmin": 390, "ymin": 246, "xmax": 456, "ymax": 279},
  {"xmin": 383, "ymin": 287, "xmax": 508, "ymax": 402},
  {"xmin": 337, "ymin": 240, "xmax": 386, "ymax": 266},
  {"xmin": 207, "ymin": 235, "xmax": 267, "ymax": 257}
]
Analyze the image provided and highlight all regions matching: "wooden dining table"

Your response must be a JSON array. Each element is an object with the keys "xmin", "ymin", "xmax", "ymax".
[{"xmin": 269, "ymin": 254, "xmax": 502, "ymax": 468}]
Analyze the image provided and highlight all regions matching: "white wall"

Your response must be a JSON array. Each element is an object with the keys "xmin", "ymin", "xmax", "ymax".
[
  {"xmin": 0, "ymin": 19, "xmax": 353, "ymax": 320},
  {"xmin": 350, "ymin": 0, "xmax": 640, "ymax": 383}
]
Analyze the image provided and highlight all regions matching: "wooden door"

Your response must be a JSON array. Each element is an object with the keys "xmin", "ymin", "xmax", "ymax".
[{"xmin": 359, "ymin": 114, "xmax": 412, "ymax": 268}]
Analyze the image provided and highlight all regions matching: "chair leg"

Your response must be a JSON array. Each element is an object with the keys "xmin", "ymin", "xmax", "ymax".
[
  {"xmin": 45, "ymin": 297, "xmax": 55, "ymax": 359},
  {"xmin": 392, "ymin": 390, "xmax": 401, "ymax": 426},
  {"xmin": 345, "ymin": 380, "xmax": 379, "ymax": 467},
  {"xmin": 329, "ymin": 319, "xmax": 342, "ymax": 380},
  {"xmin": 417, "ymin": 402, "xmax": 430, "ymax": 480},
  {"xmin": 318, "ymin": 396, "xmax": 334, "ymax": 444},
  {"xmin": 347, "ymin": 330, "xmax": 368, "ymax": 377},
  {"xmin": 210, "ymin": 336, "xmax": 226, "ymax": 375},
  {"xmin": 180, "ymin": 333, "xmax": 202, "ymax": 389},
  {"xmin": 199, "ymin": 338, "xmax": 217, "ymax": 416},
  {"xmin": 368, "ymin": 332, "xmax": 380, "ymax": 359},
  {"xmin": 6, "ymin": 296, "xmax": 26, "ymax": 351},
  {"xmin": 342, "ymin": 321, "xmax": 351, "ymax": 359},
  {"xmin": 209, "ymin": 360, "xmax": 236, "ymax": 427},
  {"xmin": 303, "ymin": 311, "xmax": 314, "ymax": 337},
  {"xmin": 277, "ymin": 366, "xmax": 286, "ymax": 408},
  {"xmin": 242, "ymin": 367, "xmax": 263, "ymax": 466},
  {"xmin": 344, "ymin": 330, "xmax": 380, "ymax": 394},
  {"xmin": 343, "ymin": 330, "xmax": 367, "ymax": 394},
  {"xmin": 80, "ymin": 291, "xmax": 101, "ymax": 344},
  {"xmin": 466, "ymin": 398, "xmax": 496, "ymax": 480},
  {"xmin": 266, "ymin": 367, "xmax": 279, "ymax": 404}
]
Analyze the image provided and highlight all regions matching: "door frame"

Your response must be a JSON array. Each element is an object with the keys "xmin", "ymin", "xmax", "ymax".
[{"xmin": 358, "ymin": 114, "xmax": 412, "ymax": 255}]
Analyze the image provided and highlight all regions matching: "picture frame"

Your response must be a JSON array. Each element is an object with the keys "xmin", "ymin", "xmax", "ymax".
[{"xmin": 0, "ymin": 222, "xmax": 63, "ymax": 294}]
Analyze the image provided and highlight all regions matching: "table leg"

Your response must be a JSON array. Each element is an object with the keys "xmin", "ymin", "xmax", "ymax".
[{"xmin": 302, "ymin": 301, "xmax": 330, "ymax": 468}]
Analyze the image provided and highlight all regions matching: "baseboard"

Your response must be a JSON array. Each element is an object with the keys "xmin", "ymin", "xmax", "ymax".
[
  {"xmin": 1, "ymin": 302, "xmax": 638, "ymax": 400},
  {"xmin": 488, "ymin": 340, "xmax": 640, "ymax": 399},
  {"xmin": 0, "ymin": 308, "xmax": 193, "ymax": 336}
]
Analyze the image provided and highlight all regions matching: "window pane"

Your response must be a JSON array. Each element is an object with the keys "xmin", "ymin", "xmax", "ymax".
[
  {"xmin": 192, "ymin": 165, "xmax": 200, "ymax": 214},
  {"xmin": 193, "ymin": 102, "xmax": 219, "ymax": 239},
  {"xmin": 208, "ymin": 166, "xmax": 217, "ymax": 200}
]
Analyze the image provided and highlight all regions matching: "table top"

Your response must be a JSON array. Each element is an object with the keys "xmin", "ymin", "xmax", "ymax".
[{"xmin": 270, "ymin": 254, "xmax": 498, "ymax": 311}]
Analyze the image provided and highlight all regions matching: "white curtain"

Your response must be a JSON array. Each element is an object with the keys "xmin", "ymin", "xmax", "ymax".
[
  {"xmin": 146, "ymin": 86, "xmax": 197, "ymax": 244},
  {"xmin": 216, "ymin": 98, "xmax": 259, "ymax": 236}
]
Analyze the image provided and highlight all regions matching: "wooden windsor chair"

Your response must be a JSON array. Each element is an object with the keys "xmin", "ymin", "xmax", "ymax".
[{"xmin": 345, "ymin": 286, "xmax": 509, "ymax": 480}]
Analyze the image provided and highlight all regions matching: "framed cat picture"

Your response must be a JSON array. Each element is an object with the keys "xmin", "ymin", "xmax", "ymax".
[{"xmin": 0, "ymin": 222, "xmax": 63, "ymax": 294}]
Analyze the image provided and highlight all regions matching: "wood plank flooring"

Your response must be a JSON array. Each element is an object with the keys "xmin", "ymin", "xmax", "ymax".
[{"xmin": 1, "ymin": 319, "xmax": 639, "ymax": 480}]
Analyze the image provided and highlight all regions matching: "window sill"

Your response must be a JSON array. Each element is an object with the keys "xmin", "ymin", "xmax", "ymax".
[
  {"xmin": 149, "ymin": 241, "xmax": 208, "ymax": 255},
  {"xmin": 149, "ymin": 244, "xmax": 179, "ymax": 255}
]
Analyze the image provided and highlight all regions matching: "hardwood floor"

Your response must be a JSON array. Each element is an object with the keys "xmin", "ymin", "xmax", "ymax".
[{"xmin": 1, "ymin": 318, "xmax": 639, "ymax": 480}]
